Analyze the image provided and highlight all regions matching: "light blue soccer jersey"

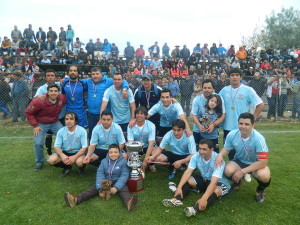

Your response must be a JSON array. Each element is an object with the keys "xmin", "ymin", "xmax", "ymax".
[
  {"xmin": 103, "ymin": 86, "xmax": 135, "ymax": 124},
  {"xmin": 127, "ymin": 120, "xmax": 156, "ymax": 148},
  {"xmin": 191, "ymin": 93, "xmax": 225, "ymax": 133},
  {"xmin": 160, "ymin": 130, "xmax": 197, "ymax": 155},
  {"xmin": 224, "ymin": 129, "xmax": 269, "ymax": 164},
  {"xmin": 90, "ymin": 122, "xmax": 125, "ymax": 150},
  {"xmin": 188, "ymin": 151, "xmax": 231, "ymax": 189},
  {"xmin": 197, "ymin": 111, "xmax": 219, "ymax": 139},
  {"xmin": 54, "ymin": 125, "xmax": 88, "ymax": 154},
  {"xmin": 148, "ymin": 102, "xmax": 184, "ymax": 127},
  {"xmin": 219, "ymin": 84, "xmax": 263, "ymax": 131}
]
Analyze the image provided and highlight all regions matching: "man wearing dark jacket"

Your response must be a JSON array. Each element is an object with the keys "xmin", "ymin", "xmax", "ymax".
[
  {"xmin": 180, "ymin": 75, "xmax": 194, "ymax": 117},
  {"xmin": 36, "ymin": 27, "xmax": 46, "ymax": 42}
]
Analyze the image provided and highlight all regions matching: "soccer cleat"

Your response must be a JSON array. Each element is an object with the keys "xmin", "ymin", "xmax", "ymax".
[
  {"xmin": 168, "ymin": 169, "xmax": 176, "ymax": 179},
  {"xmin": 127, "ymin": 195, "xmax": 139, "ymax": 211},
  {"xmin": 149, "ymin": 164, "xmax": 156, "ymax": 173},
  {"xmin": 162, "ymin": 198, "xmax": 183, "ymax": 207},
  {"xmin": 64, "ymin": 192, "xmax": 77, "ymax": 208},
  {"xmin": 255, "ymin": 191, "xmax": 265, "ymax": 203},
  {"xmin": 34, "ymin": 164, "xmax": 43, "ymax": 172},
  {"xmin": 184, "ymin": 207, "xmax": 197, "ymax": 217},
  {"xmin": 244, "ymin": 173, "xmax": 252, "ymax": 182},
  {"xmin": 168, "ymin": 182, "xmax": 177, "ymax": 192},
  {"xmin": 61, "ymin": 166, "xmax": 72, "ymax": 177}
]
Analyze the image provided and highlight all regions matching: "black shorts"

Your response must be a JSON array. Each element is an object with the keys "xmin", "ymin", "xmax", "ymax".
[
  {"xmin": 138, "ymin": 147, "xmax": 149, "ymax": 156},
  {"xmin": 62, "ymin": 151, "xmax": 77, "ymax": 156},
  {"xmin": 232, "ymin": 158, "xmax": 251, "ymax": 169},
  {"xmin": 94, "ymin": 148, "xmax": 108, "ymax": 161},
  {"xmin": 162, "ymin": 151, "xmax": 189, "ymax": 164},
  {"xmin": 193, "ymin": 132, "xmax": 219, "ymax": 153},
  {"xmin": 192, "ymin": 175, "xmax": 229, "ymax": 196},
  {"xmin": 118, "ymin": 123, "xmax": 128, "ymax": 132},
  {"xmin": 157, "ymin": 126, "xmax": 172, "ymax": 138}
]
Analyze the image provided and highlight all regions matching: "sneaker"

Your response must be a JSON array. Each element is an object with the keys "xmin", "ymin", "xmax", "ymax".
[
  {"xmin": 255, "ymin": 191, "xmax": 265, "ymax": 203},
  {"xmin": 61, "ymin": 166, "xmax": 72, "ymax": 177},
  {"xmin": 127, "ymin": 195, "xmax": 138, "ymax": 211},
  {"xmin": 184, "ymin": 207, "xmax": 197, "ymax": 217},
  {"xmin": 149, "ymin": 164, "xmax": 156, "ymax": 173},
  {"xmin": 64, "ymin": 192, "xmax": 77, "ymax": 208},
  {"xmin": 34, "ymin": 164, "xmax": 43, "ymax": 172},
  {"xmin": 230, "ymin": 181, "xmax": 241, "ymax": 193},
  {"xmin": 162, "ymin": 198, "xmax": 183, "ymax": 207},
  {"xmin": 244, "ymin": 174, "xmax": 252, "ymax": 183},
  {"xmin": 168, "ymin": 182, "xmax": 177, "ymax": 192}
]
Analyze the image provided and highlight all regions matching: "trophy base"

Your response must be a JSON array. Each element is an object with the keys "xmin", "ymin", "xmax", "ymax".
[{"xmin": 127, "ymin": 176, "xmax": 144, "ymax": 193}]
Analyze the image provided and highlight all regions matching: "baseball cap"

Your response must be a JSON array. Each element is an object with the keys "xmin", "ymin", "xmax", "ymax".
[{"xmin": 142, "ymin": 74, "xmax": 153, "ymax": 81}]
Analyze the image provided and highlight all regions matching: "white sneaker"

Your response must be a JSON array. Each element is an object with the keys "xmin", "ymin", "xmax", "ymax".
[
  {"xmin": 168, "ymin": 182, "xmax": 177, "ymax": 192},
  {"xmin": 162, "ymin": 198, "xmax": 183, "ymax": 207},
  {"xmin": 184, "ymin": 207, "xmax": 197, "ymax": 217},
  {"xmin": 244, "ymin": 173, "xmax": 252, "ymax": 183}
]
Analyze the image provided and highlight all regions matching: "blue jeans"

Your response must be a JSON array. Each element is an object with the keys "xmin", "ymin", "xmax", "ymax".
[
  {"xmin": 34, "ymin": 121, "xmax": 63, "ymax": 165},
  {"xmin": 67, "ymin": 38, "xmax": 73, "ymax": 51},
  {"xmin": 0, "ymin": 100, "xmax": 11, "ymax": 116},
  {"xmin": 12, "ymin": 96, "xmax": 28, "ymax": 121},
  {"xmin": 291, "ymin": 97, "xmax": 300, "ymax": 119},
  {"xmin": 87, "ymin": 112, "xmax": 100, "ymax": 141},
  {"xmin": 278, "ymin": 94, "xmax": 287, "ymax": 117}
]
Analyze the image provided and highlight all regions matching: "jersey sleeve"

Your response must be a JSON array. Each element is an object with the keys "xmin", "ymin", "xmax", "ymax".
[
  {"xmin": 54, "ymin": 128, "xmax": 63, "ymax": 148},
  {"xmin": 188, "ymin": 153, "xmax": 198, "ymax": 169},
  {"xmin": 212, "ymin": 161, "xmax": 225, "ymax": 179},
  {"xmin": 159, "ymin": 131, "xmax": 171, "ymax": 149},
  {"xmin": 80, "ymin": 128, "xmax": 88, "ymax": 147},
  {"xmin": 223, "ymin": 131, "xmax": 235, "ymax": 150},
  {"xmin": 148, "ymin": 121, "xmax": 156, "ymax": 141},
  {"xmin": 148, "ymin": 102, "xmax": 159, "ymax": 116},
  {"xmin": 90, "ymin": 126, "xmax": 100, "ymax": 145},
  {"xmin": 174, "ymin": 102, "xmax": 184, "ymax": 115},
  {"xmin": 102, "ymin": 88, "xmax": 110, "ymax": 101},
  {"xmin": 128, "ymin": 89, "xmax": 135, "ymax": 103},
  {"xmin": 187, "ymin": 135, "xmax": 197, "ymax": 153},
  {"xmin": 191, "ymin": 96, "xmax": 199, "ymax": 115}
]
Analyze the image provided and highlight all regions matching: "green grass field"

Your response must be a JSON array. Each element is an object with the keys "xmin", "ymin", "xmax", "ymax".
[{"xmin": 0, "ymin": 121, "xmax": 299, "ymax": 225}]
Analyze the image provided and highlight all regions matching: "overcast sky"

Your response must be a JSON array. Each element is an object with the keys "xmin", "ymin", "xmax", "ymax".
[{"xmin": 1, "ymin": 0, "xmax": 299, "ymax": 54}]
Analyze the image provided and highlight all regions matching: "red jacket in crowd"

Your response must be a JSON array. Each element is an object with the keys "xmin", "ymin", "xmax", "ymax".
[{"xmin": 25, "ymin": 94, "xmax": 66, "ymax": 128}]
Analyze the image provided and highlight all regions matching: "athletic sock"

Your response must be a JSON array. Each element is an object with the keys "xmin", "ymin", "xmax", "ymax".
[
  {"xmin": 193, "ymin": 193, "xmax": 218, "ymax": 212},
  {"xmin": 45, "ymin": 135, "xmax": 52, "ymax": 155},
  {"xmin": 256, "ymin": 178, "xmax": 271, "ymax": 192}
]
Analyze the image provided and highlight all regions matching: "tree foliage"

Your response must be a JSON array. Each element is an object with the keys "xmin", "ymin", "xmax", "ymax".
[
  {"xmin": 265, "ymin": 7, "xmax": 300, "ymax": 48},
  {"xmin": 241, "ymin": 7, "xmax": 300, "ymax": 49}
]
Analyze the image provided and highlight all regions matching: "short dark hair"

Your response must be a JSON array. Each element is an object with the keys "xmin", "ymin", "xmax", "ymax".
[
  {"xmin": 229, "ymin": 68, "xmax": 242, "ymax": 76},
  {"xmin": 172, "ymin": 119, "xmax": 186, "ymax": 130},
  {"xmin": 101, "ymin": 110, "xmax": 113, "ymax": 118},
  {"xmin": 67, "ymin": 65, "xmax": 81, "ymax": 74},
  {"xmin": 135, "ymin": 106, "xmax": 148, "ymax": 116},
  {"xmin": 202, "ymin": 79, "xmax": 215, "ymax": 89},
  {"xmin": 47, "ymin": 83, "xmax": 60, "ymax": 92},
  {"xmin": 160, "ymin": 88, "xmax": 172, "ymax": 98},
  {"xmin": 45, "ymin": 69, "xmax": 56, "ymax": 77},
  {"xmin": 113, "ymin": 73, "xmax": 123, "ymax": 79},
  {"xmin": 238, "ymin": 112, "xmax": 255, "ymax": 125},
  {"xmin": 199, "ymin": 139, "xmax": 213, "ymax": 149},
  {"xmin": 91, "ymin": 67, "xmax": 102, "ymax": 73},
  {"xmin": 108, "ymin": 144, "xmax": 120, "ymax": 153},
  {"xmin": 65, "ymin": 112, "xmax": 78, "ymax": 123}
]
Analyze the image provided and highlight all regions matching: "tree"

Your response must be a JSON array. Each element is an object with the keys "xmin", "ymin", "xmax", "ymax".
[
  {"xmin": 240, "ymin": 23, "xmax": 268, "ymax": 49},
  {"xmin": 265, "ymin": 7, "xmax": 300, "ymax": 48}
]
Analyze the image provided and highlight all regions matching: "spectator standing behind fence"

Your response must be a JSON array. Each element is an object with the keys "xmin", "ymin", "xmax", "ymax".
[
  {"xmin": 180, "ymin": 75, "xmax": 194, "ymax": 117},
  {"xmin": 59, "ymin": 27, "xmax": 66, "ymax": 41},
  {"xmin": 11, "ymin": 72, "xmax": 29, "ymax": 122},
  {"xmin": 289, "ymin": 80, "xmax": 300, "ymax": 120},
  {"xmin": 162, "ymin": 43, "xmax": 170, "ymax": 58},
  {"xmin": 124, "ymin": 42, "xmax": 135, "ymax": 64},
  {"xmin": 66, "ymin": 25, "xmax": 74, "ymax": 51},
  {"xmin": 249, "ymin": 72, "xmax": 267, "ymax": 98},
  {"xmin": 36, "ymin": 27, "xmax": 46, "ymax": 42},
  {"xmin": 0, "ymin": 77, "xmax": 12, "ymax": 119},
  {"xmin": 23, "ymin": 24, "xmax": 37, "ymax": 42},
  {"xmin": 11, "ymin": 25, "xmax": 22, "ymax": 40},
  {"xmin": 73, "ymin": 38, "xmax": 85, "ymax": 56},
  {"xmin": 85, "ymin": 39, "xmax": 95, "ymax": 60}
]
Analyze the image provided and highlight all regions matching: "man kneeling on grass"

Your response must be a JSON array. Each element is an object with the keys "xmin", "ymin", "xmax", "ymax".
[
  {"xmin": 162, "ymin": 139, "xmax": 230, "ymax": 217},
  {"xmin": 64, "ymin": 144, "xmax": 138, "ymax": 211}
]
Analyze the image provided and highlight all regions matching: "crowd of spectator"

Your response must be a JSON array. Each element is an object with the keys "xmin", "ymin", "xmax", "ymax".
[{"xmin": 0, "ymin": 24, "xmax": 300, "ymax": 121}]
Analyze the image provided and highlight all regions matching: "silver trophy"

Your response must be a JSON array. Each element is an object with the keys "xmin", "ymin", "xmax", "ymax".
[{"xmin": 125, "ymin": 141, "xmax": 144, "ymax": 179}]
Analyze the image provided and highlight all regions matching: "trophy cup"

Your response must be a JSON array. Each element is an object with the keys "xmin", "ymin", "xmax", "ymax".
[{"xmin": 125, "ymin": 141, "xmax": 145, "ymax": 193}]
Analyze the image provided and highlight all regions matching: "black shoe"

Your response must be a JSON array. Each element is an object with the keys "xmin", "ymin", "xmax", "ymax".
[
  {"xmin": 34, "ymin": 164, "xmax": 43, "ymax": 172},
  {"xmin": 255, "ymin": 191, "xmax": 265, "ymax": 203},
  {"xmin": 61, "ymin": 166, "xmax": 72, "ymax": 177}
]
